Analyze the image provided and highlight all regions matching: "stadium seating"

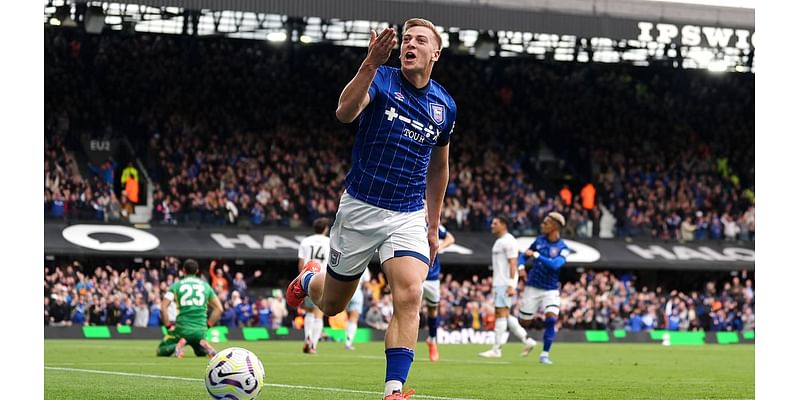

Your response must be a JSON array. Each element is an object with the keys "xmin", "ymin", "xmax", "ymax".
[
  {"xmin": 45, "ymin": 258, "xmax": 754, "ymax": 332},
  {"xmin": 44, "ymin": 28, "xmax": 754, "ymax": 241}
]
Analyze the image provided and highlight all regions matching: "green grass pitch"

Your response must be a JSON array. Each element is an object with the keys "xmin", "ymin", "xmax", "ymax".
[{"xmin": 44, "ymin": 340, "xmax": 753, "ymax": 399}]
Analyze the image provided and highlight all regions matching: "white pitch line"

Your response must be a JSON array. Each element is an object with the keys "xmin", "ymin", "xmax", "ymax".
[
  {"xmin": 44, "ymin": 367, "xmax": 481, "ymax": 400},
  {"xmin": 348, "ymin": 355, "xmax": 511, "ymax": 365},
  {"xmin": 46, "ymin": 362, "xmax": 164, "ymax": 366},
  {"xmin": 263, "ymin": 351, "xmax": 511, "ymax": 365},
  {"xmin": 47, "ymin": 362, "xmax": 366, "ymax": 367}
]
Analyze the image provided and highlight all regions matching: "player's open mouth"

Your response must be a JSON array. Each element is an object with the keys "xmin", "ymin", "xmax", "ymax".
[{"xmin": 404, "ymin": 52, "xmax": 417, "ymax": 60}]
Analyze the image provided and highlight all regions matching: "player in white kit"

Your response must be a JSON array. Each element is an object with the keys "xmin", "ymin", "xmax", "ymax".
[
  {"xmin": 479, "ymin": 216, "xmax": 537, "ymax": 358},
  {"xmin": 297, "ymin": 218, "xmax": 330, "ymax": 354},
  {"xmin": 345, "ymin": 268, "xmax": 372, "ymax": 350}
]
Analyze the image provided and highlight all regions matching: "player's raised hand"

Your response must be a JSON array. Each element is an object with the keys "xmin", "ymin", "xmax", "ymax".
[
  {"xmin": 364, "ymin": 28, "xmax": 396, "ymax": 68},
  {"xmin": 525, "ymin": 249, "xmax": 535, "ymax": 257}
]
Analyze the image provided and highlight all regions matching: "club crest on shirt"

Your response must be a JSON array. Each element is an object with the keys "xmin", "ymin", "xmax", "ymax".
[
  {"xmin": 393, "ymin": 91, "xmax": 405, "ymax": 102},
  {"xmin": 550, "ymin": 247, "xmax": 560, "ymax": 257},
  {"xmin": 429, "ymin": 103, "xmax": 445, "ymax": 126}
]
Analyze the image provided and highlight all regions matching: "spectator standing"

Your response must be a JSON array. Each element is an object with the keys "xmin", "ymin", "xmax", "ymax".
[
  {"xmin": 208, "ymin": 261, "xmax": 229, "ymax": 294},
  {"xmin": 580, "ymin": 183, "xmax": 596, "ymax": 211},
  {"xmin": 680, "ymin": 217, "xmax": 696, "ymax": 241},
  {"xmin": 70, "ymin": 296, "xmax": 87, "ymax": 326},
  {"xmin": 148, "ymin": 299, "xmax": 161, "ymax": 327},
  {"xmin": 88, "ymin": 159, "xmax": 117, "ymax": 190},
  {"xmin": 120, "ymin": 162, "xmax": 140, "ymax": 204},
  {"xmin": 231, "ymin": 269, "xmax": 262, "ymax": 297},
  {"xmin": 48, "ymin": 294, "xmax": 71, "ymax": 326},
  {"xmin": 722, "ymin": 213, "xmax": 740, "ymax": 240},
  {"xmin": 257, "ymin": 298, "xmax": 272, "ymax": 327},
  {"xmin": 133, "ymin": 294, "xmax": 149, "ymax": 327}
]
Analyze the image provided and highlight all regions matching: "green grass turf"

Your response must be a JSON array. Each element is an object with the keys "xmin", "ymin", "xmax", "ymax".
[{"xmin": 44, "ymin": 340, "xmax": 753, "ymax": 399}]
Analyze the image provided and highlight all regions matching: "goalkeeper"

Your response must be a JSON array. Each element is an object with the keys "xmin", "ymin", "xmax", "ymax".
[{"xmin": 156, "ymin": 259, "xmax": 223, "ymax": 358}]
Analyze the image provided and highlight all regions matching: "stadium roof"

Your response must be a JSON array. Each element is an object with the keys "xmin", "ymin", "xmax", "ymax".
[
  {"xmin": 123, "ymin": 0, "xmax": 753, "ymax": 29},
  {"xmin": 408, "ymin": 0, "xmax": 753, "ymax": 28},
  {"xmin": 45, "ymin": 0, "xmax": 754, "ymax": 72}
]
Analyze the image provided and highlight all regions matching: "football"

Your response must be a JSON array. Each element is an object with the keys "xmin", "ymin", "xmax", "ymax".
[{"xmin": 205, "ymin": 347, "xmax": 266, "ymax": 400}]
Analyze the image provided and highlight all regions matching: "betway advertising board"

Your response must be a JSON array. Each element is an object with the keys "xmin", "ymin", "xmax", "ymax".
[{"xmin": 45, "ymin": 223, "xmax": 754, "ymax": 270}]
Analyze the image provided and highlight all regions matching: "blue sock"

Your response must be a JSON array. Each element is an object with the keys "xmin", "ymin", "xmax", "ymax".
[
  {"xmin": 543, "ymin": 317, "xmax": 557, "ymax": 352},
  {"xmin": 427, "ymin": 316, "xmax": 439, "ymax": 339},
  {"xmin": 385, "ymin": 348, "xmax": 414, "ymax": 384},
  {"xmin": 301, "ymin": 272, "xmax": 315, "ymax": 293}
]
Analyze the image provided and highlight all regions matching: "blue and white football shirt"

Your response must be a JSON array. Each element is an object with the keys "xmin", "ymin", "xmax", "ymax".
[
  {"xmin": 344, "ymin": 65, "xmax": 457, "ymax": 212},
  {"xmin": 526, "ymin": 236, "xmax": 571, "ymax": 290}
]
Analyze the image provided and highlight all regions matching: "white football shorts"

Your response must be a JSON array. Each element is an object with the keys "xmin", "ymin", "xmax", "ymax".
[
  {"xmin": 519, "ymin": 286, "xmax": 561, "ymax": 320},
  {"xmin": 422, "ymin": 279, "xmax": 440, "ymax": 307},
  {"xmin": 327, "ymin": 191, "xmax": 429, "ymax": 281}
]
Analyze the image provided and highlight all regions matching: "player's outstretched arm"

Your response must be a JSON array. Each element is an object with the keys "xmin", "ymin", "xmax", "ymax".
[
  {"xmin": 426, "ymin": 144, "xmax": 449, "ymax": 264},
  {"xmin": 335, "ymin": 28, "xmax": 396, "ymax": 123}
]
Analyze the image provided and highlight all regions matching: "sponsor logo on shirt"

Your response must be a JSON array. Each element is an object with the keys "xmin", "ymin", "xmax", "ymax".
[{"xmin": 384, "ymin": 107, "xmax": 442, "ymax": 143}]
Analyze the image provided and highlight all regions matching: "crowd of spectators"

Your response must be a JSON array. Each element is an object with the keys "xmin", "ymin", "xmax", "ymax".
[
  {"xmin": 45, "ymin": 256, "xmax": 754, "ymax": 335},
  {"xmin": 44, "ymin": 27, "xmax": 754, "ymax": 240},
  {"xmin": 44, "ymin": 132, "xmax": 137, "ymax": 223},
  {"xmin": 44, "ymin": 258, "xmax": 288, "ymax": 330},
  {"xmin": 392, "ymin": 269, "xmax": 754, "ymax": 334},
  {"xmin": 358, "ymin": 268, "xmax": 755, "ymax": 334},
  {"xmin": 45, "ymin": 133, "xmax": 108, "ymax": 222}
]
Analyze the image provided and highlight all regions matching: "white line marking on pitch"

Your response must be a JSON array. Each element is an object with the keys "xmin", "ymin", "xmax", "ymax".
[
  {"xmin": 46, "ymin": 362, "xmax": 163, "ymax": 366},
  {"xmin": 264, "ymin": 351, "xmax": 511, "ymax": 365},
  {"xmin": 44, "ymin": 367, "xmax": 481, "ymax": 400},
  {"xmin": 46, "ymin": 362, "xmax": 361, "ymax": 367}
]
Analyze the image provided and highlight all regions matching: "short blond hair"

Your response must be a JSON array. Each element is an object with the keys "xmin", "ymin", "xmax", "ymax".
[{"xmin": 403, "ymin": 18, "xmax": 442, "ymax": 50}]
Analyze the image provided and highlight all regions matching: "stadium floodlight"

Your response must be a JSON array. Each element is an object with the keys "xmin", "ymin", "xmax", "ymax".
[
  {"xmin": 474, "ymin": 31, "xmax": 496, "ymax": 60},
  {"xmin": 105, "ymin": 16, "xmax": 122, "ymax": 25},
  {"xmin": 85, "ymin": 5, "xmax": 105, "ymax": 34},
  {"xmin": 707, "ymin": 59, "xmax": 728, "ymax": 72},
  {"xmin": 43, "ymin": 1, "xmax": 752, "ymax": 73},
  {"xmin": 267, "ymin": 31, "xmax": 287, "ymax": 42}
]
